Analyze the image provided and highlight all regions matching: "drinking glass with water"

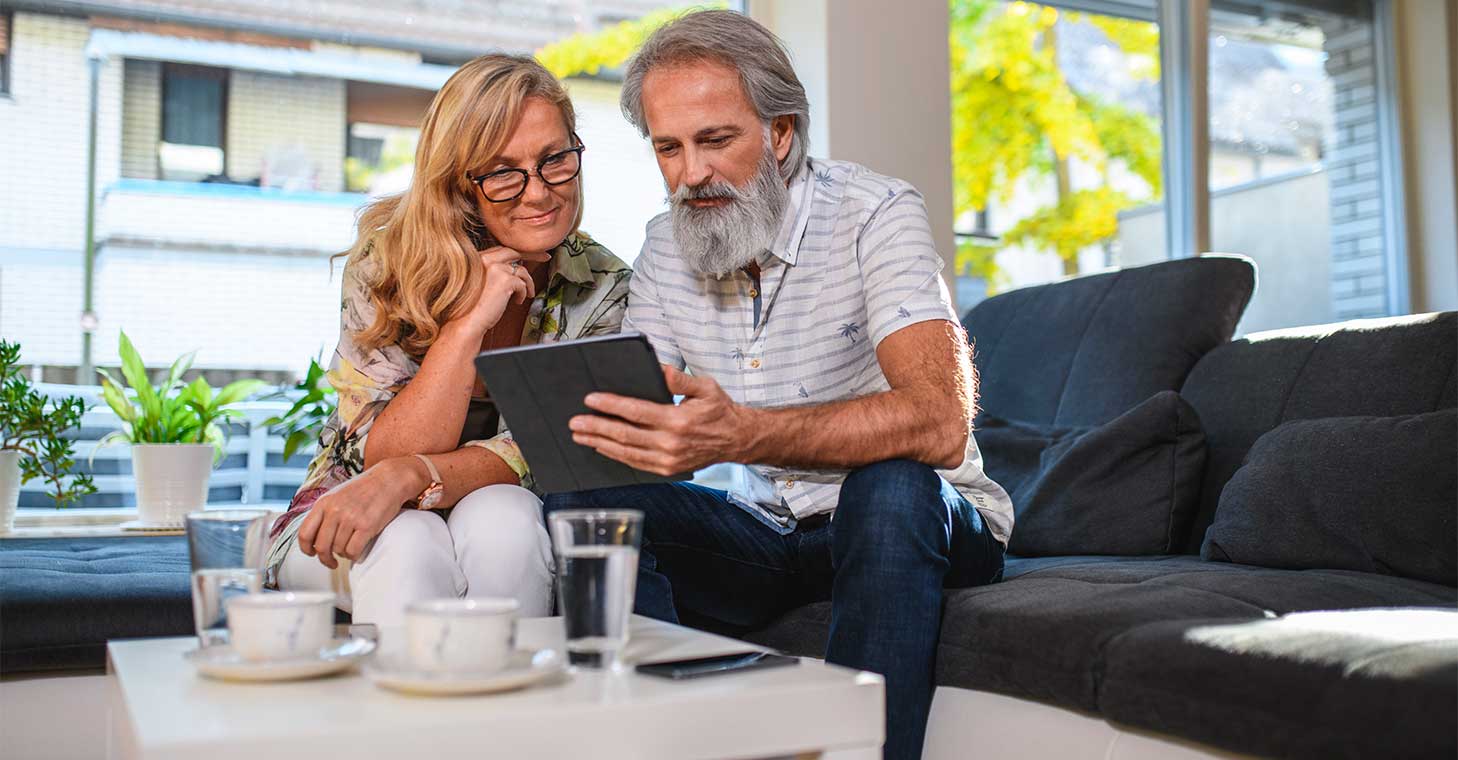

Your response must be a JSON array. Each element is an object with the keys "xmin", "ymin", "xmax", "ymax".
[
  {"xmin": 185, "ymin": 509, "xmax": 272, "ymax": 648},
  {"xmin": 547, "ymin": 509, "xmax": 643, "ymax": 670}
]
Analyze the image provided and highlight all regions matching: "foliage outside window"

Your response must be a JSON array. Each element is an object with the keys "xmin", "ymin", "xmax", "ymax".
[{"xmin": 950, "ymin": 0, "xmax": 1162, "ymax": 289}]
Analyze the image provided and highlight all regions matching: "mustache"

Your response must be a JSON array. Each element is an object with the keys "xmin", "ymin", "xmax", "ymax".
[{"xmin": 669, "ymin": 181, "xmax": 744, "ymax": 206}]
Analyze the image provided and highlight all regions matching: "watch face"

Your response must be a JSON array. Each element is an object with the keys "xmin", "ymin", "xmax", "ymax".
[{"xmin": 419, "ymin": 482, "xmax": 445, "ymax": 510}]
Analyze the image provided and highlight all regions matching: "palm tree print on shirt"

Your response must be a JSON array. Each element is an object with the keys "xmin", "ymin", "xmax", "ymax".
[
  {"xmin": 839, "ymin": 322, "xmax": 861, "ymax": 344},
  {"xmin": 897, "ymin": 306, "xmax": 911, "ymax": 319}
]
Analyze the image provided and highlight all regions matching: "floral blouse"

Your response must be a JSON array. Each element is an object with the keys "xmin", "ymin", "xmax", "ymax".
[{"xmin": 265, "ymin": 232, "xmax": 631, "ymax": 581}]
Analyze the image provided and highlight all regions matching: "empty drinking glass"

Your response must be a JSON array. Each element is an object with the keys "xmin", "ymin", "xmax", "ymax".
[
  {"xmin": 547, "ymin": 509, "xmax": 643, "ymax": 670},
  {"xmin": 185, "ymin": 509, "xmax": 272, "ymax": 648}
]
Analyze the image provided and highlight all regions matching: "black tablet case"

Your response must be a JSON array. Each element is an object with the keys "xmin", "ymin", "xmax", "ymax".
[{"xmin": 473, "ymin": 332, "xmax": 691, "ymax": 493}]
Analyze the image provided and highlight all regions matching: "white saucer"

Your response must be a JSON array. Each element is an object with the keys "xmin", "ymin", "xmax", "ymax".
[
  {"xmin": 365, "ymin": 648, "xmax": 566, "ymax": 696},
  {"xmin": 119, "ymin": 518, "xmax": 185, "ymax": 531},
  {"xmin": 186, "ymin": 637, "xmax": 376, "ymax": 682}
]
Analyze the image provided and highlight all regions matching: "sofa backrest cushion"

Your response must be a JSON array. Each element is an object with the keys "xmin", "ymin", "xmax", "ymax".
[
  {"xmin": 1180, "ymin": 311, "xmax": 1458, "ymax": 553},
  {"xmin": 961, "ymin": 256, "xmax": 1255, "ymax": 428},
  {"xmin": 1201, "ymin": 409, "xmax": 1456, "ymax": 586},
  {"xmin": 979, "ymin": 391, "xmax": 1207, "ymax": 556}
]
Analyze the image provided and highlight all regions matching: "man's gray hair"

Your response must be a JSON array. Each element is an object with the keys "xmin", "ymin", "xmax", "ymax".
[{"xmin": 620, "ymin": 9, "xmax": 811, "ymax": 181}]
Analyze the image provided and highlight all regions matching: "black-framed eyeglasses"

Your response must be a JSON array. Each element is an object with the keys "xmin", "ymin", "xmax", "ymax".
[{"xmin": 468, "ymin": 136, "xmax": 585, "ymax": 203}]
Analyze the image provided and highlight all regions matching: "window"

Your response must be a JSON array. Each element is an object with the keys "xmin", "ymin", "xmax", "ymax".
[
  {"xmin": 160, "ymin": 63, "xmax": 226, "ymax": 180},
  {"xmin": 345, "ymin": 122, "xmax": 420, "ymax": 194},
  {"xmin": 1207, "ymin": 2, "xmax": 1395, "ymax": 333},
  {"xmin": 951, "ymin": 1, "xmax": 1409, "ymax": 333},
  {"xmin": 949, "ymin": 1, "xmax": 1165, "ymax": 306},
  {"xmin": 1, "ymin": 12, "xmax": 11, "ymax": 96}
]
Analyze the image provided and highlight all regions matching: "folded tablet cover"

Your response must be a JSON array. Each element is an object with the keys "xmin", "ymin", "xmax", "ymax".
[{"xmin": 473, "ymin": 332, "xmax": 690, "ymax": 494}]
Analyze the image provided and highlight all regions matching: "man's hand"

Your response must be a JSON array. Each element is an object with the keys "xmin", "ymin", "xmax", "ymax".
[
  {"xmin": 569, "ymin": 365, "xmax": 756, "ymax": 475},
  {"xmin": 296, "ymin": 457, "xmax": 426, "ymax": 568}
]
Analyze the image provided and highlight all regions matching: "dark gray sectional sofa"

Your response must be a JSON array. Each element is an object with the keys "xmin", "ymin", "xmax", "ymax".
[{"xmin": 745, "ymin": 256, "xmax": 1458, "ymax": 760}]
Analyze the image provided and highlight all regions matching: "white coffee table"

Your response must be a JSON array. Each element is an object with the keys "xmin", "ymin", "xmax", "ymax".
[{"xmin": 106, "ymin": 615, "xmax": 884, "ymax": 760}]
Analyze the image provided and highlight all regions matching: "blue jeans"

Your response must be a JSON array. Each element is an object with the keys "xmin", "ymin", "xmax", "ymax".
[{"xmin": 543, "ymin": 459, "xmax": 1005, "ymax": 760}]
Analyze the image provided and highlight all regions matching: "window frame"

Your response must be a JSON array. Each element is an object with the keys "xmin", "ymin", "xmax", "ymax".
[{"xmin": 1, "ymin": 11, "xmax": 13, "ymax": 97}]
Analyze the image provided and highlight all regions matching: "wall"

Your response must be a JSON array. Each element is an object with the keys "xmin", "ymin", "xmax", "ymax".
[
  {"xmin": 0, "ymin": 12, "xmax": 122, "ymax": 252},
  {"xmin": 752, "ymin": 0, "xmax": 957, "ymax": 299},
  {"xmin": 346, "ymin": 80, "xmax": 434, "ymax": 128},
  {"xmin": 0, "ymin": 12, "xmax": 122, "ymax": 366},
  {"xmin": 1321, "ymin": 16, "xmax": 1390, "ymax": 319},
  {"xmin": 120, "ymin": 58, "xmax": 160, "ymax": 179},
  {"xmin": 1396, "ymin": 0, "xmax": 1458, "ymax": 314},
  {"xmin": 225, "ymin": 69, "xmax": 347, "ymax": 192}
]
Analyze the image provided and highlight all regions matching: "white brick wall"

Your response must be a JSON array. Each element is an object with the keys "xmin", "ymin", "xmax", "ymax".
[
  {"xmin": 0, "ymin": 12, "xmax": 123, "ymax": 368},
  {"xmin": 0, "ymin": 248, "xmax": 85, "ymax": 367},
  {"xmin": 0, "ymin": 12, "xmax": 123, "ymax": 252},
  {"xmin": 120, "ymin": 59, "xmax": 160, "ymax": 179},
  {"xmin": 92, "ymin": 245, "xmax": 343, "ymax": 372},
  {"xmin": 1322, "ymin": 17, "xmax": 1390, "ymax": 320},
  {"xmin": 226, "ymin": 71, "xmax": 346, "ymax": 192}
]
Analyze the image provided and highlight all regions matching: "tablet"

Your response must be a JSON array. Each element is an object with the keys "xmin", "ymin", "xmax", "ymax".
[{"xmin": 473, "ymin": 332, "xmax": 692, "ymax": 494}]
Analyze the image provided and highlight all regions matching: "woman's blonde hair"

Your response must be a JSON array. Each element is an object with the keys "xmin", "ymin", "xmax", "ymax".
[{"xmin": 344, "ymin": 54, "xmax": 581, "ymax": 358}]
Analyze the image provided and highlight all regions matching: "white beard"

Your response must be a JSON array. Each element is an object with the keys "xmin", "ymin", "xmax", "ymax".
[{"xmin": 668, "ymin": 144, "xmax": 788, "ymax": 277}]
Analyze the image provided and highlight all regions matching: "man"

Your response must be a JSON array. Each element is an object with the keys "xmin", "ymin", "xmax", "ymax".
[{"xmin": 545, "ymin": 10, "xmax": 1013, "ymax": 759}]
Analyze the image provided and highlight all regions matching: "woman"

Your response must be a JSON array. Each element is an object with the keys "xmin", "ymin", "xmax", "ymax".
[{"xmin": 265, "ymin": 54, "xmax": 630, "ymax": 629}]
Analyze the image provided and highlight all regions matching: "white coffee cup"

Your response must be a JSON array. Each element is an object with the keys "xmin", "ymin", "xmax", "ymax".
[
  {"xmin": 226, "ymin": 591, "xmax": 336, "ymax": 662},
  {"xmin": 405, "ymin": 597, "xmax": 519, "ymax": 673}
]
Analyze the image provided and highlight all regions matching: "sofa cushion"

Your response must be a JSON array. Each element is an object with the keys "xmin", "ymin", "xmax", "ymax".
[
  {"xmin": 962, "ymin": 256, "xmax": 1253, "ymax": 428},
  {"xmin": 0, "ymin": 536, "xmax": 193, "ymax": 672},
  {"xmin": 1180, "ymin": 312, "xmax": 1458, "ymax": 553},
  {"xmin": 978, "ymin": 391, "xmax": 1206, "ymax": 556},
  {"xmin": 933, "ymin": 558, "xmax": 1454, "ymax": 711},
  {"xmin": 743, "ymin": 557, "xmax": 1456, "ymax": 713},
  {"xmin": 1099, "ymin": 608, "xmax": 1458, "ymax": 760},
  {"xmin": 1203, "ymin": 409, "xmax": 1457, "ymax": 586}
]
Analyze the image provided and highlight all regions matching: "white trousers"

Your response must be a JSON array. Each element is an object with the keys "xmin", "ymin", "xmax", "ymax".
[{"xmin": 278, "ymin": 484, "xmax": 554, "ymax": 630}]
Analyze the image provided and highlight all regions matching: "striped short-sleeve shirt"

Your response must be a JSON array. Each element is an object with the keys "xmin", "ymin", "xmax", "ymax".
[{"xmin": 625, "ymin": 158, "xmax": 1013, "ymax": 546}]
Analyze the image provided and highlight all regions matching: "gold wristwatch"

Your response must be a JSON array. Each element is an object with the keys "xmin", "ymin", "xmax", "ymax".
[{"xmin": 412, "ymin": 454, "xmax": 444, "ymax": 510}]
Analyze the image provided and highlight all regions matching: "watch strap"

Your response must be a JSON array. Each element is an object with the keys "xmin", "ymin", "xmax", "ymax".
[{"xmin": 413, "ymin": 453, "xmax": 443, "ymax": 485}]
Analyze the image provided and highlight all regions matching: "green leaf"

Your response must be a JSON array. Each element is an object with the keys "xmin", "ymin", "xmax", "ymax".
[
  {"xmin": 162, "ymin": 350, "xmax": 197, "ymax": 396},
  {"xmin": 184, "ymin": 377, "xmax": 214, "ymax": 410},
  {"xmin": 283, "ymin": 429, "xmax": 311, "ymax": 462},
  {"xmin": 213, "ymin": 379, "xmax": 266, "ymax": 409},
  {"xmin": 98, "ymin": 377, "xmax": 136, "ymax": 422},
  {"xmin": 202, "ymin": 424, "xmax": 227, "ymax": 463},
  {"xmin": 117, "ymin": 331, "xmax": 159, "ymax": 415}
]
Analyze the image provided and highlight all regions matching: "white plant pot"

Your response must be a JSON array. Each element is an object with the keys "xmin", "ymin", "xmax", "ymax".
[
  {"xmin": 0, "ymin": 450, "xmax": 20, "ymax": 534},
  {"xmin": 132, "ymin": 444, "xmax": 214, "ymax": 527}
]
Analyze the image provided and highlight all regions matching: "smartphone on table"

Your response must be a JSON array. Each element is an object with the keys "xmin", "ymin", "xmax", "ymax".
[{"xmin": 635, "ymin": 651, "xmax": 800, "ymax": 680}]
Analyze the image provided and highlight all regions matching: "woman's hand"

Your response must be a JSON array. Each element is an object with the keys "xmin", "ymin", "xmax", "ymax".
[
  {"xmin": 296, "ymin": 457, "xmax": 429, "ymax": 569},
  {"xmin": 448, "ymin": 247, "xmax": 553, "ymax": 339}
]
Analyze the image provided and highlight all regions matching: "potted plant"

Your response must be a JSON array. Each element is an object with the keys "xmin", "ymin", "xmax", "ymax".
[
  {"xmin": 262, "ymin": 356, "xmax": 337, "ymax": 463},
  {"xmin": 0, "ymin": 341, "xmax": 97, "ymax": 532},
  {"xmin": 97, "ymin": 332, "xmax": 266, "ymax": 527}
]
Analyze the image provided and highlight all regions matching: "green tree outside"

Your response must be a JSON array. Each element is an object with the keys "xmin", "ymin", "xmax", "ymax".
[
  {"xmin": 536, "ymin": 4, "xmax": 723, "ymax": 80},
  {"xmin": 951, "ymin": 0, "xmax": 1161, "ymax": 289}
]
